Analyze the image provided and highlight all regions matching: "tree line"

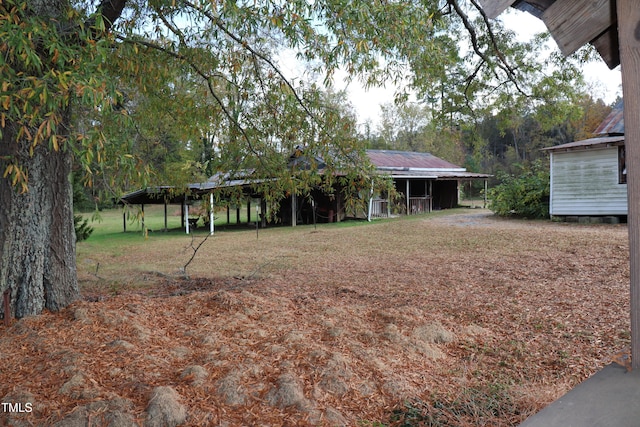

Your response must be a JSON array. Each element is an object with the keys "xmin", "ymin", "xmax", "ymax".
[{"xmin": 362, "ymin": 94, "xmax": 614, "ymax": 180}]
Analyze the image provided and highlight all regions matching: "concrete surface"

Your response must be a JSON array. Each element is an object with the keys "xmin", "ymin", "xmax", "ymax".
[{"xmin": 519, "ymin": 363, "xmax": 640, "ymax": 427}]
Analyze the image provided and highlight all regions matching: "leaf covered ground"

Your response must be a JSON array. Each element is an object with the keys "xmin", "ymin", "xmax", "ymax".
[{"xmin": 0, "ymin": 210, "xmax": 631, "ymax": 426}]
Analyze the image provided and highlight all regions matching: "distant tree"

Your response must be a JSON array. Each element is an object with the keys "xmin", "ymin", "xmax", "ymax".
[
  {"xmin": 372, "ymin": 102, "xmax": 466, "ymax": 164},
  {"xmin": 368, "ymin": 13, "xmax": 601, "ymax": 175},
  {"xmin": 376, "ymin": 102, "xmax": 429, "ymax": 151},
  {"xmin": 570, "ymin": 95, "xmax": 614, "ymax": 141},
  {"xmin": 0, "ymin": 0, "xmax": 599, "ymax": 318}
]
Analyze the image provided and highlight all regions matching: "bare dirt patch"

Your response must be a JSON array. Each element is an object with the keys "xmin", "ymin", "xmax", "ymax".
[{"xmin": 0, "ymin": 210, "xmax": 630, "ymax": 426}]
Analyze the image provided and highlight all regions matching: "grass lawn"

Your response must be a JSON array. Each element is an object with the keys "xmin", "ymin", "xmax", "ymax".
[{"xmin": 1, "ymin": 207, "xmax": 631, "ymax": 426}]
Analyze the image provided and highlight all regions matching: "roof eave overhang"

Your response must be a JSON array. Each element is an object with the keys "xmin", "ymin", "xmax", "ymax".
[{"xmin": 542, "ymin": 136, "xmax": 625, "ymax": 153}]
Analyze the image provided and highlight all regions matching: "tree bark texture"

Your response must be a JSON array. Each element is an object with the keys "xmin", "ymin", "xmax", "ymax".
[
  {"xmin": 0, "ymin": 0, "xmax": 128, "ymax": 319},
  {"xmin": 0, "ymin": 1, "xmax": 80, "ymax": 319},
  {"xmin": 0, "ymin": 124, "xmax": 78, "ymax": 319}
]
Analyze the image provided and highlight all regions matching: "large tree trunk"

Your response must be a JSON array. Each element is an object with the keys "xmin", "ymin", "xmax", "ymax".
[
  {"xmin": 0, "ymin": 1, "xmax": 80, "ymax": 319},
  {"xmin": 0, "ymin": 0, "xmax": 128, "ymax": 319},
  {"xmin": 0, "ymin": 0, "xmax": 127, "ymax": 318},
  {"xmin": 0, "ymin": 122, "xmax": 78, "ymax": 319}
]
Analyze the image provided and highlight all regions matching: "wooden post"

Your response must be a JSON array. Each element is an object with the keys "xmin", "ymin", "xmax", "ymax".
[
  {"xmin": 429, "ymin": 181, "xmax": 433, "ymax": 212},
  {"xmin": 247, "ymin": 199, "xmax": 251, "ymax": 223},
  {"xmin": 123, "ymin": 208, "xmax": 127, "ymax": 232},
  {"xmin": 291, "ymin": 194, "xmax": 297, "ymax": 227},
  {"xmin": 181, "ymin": 201, "xmax": 185, "ymax": 228},
  {"xmin": 141, "ymin": 204, "xmax": 145, "ymax": 233},
  {"xmin": 209, "ymin": 193, "xmax": 214, "ymax": 236},
  {"xmin": 424, "ymin": 180, "xmax": 428, "ymax": 210},
  {"xmin": 484, "ymin": 179, "xmax": 488, "ymax": 209},
  {"xmin": 185, "ymin": 200, "xmax": 190, "ymax": 234},
  {"xmin": 256, "ymin": 204, "xmax": 260, "ymax": 238},
  {"xmin": 164, "ymin": 198, "xmax": 168, "ymax": 232},
  {"xmin": 618, "ymin": 0, "xmax": 640, "ymax": 370},
  {"xmin": 405, "ymin": 179, "xmax": 410, "ymax": 214}
]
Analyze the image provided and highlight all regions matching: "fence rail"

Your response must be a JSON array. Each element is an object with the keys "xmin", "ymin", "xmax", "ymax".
[
  {"xmin": 370, "ymin": 199, "xmax": 389, "ymax": 218},
  {"xmin": 370, "ymin": 196, "xmax": 432, "ymax": 218}
]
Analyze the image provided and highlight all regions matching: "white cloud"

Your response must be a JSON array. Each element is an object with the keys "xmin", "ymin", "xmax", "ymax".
[
  {"xmin": 345, "ymin": 9, "xmax": 622, "ymax": 126},
  {"xmin": 277, "ymin": 8, "xmax": 622, "ymax": 127},
  {"xmin": 501, "ymin": 8, "xmax": 621, "ymax": 104}
]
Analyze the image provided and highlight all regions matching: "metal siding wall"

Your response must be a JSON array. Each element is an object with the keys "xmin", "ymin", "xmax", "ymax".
[{"xmin": 550, "ymin": 147, "xmax": 628, "ymax": 215}]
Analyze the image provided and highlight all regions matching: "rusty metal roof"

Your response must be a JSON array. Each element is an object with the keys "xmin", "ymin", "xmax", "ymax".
[
  {"xmin": 366, "ymin": 150, "xmax": 464, "ymax": 171},
  {"xmin": 594, "ymin": 99, "xmax": 624, "ymax": 135},
  {"xmin": 543, "ymin": 101, "xmax": 624, "ymax": 152},
  {"xmin": 542, "ymin": 135, "xmax": 624, "ymax": 152},
  {"xmin": 121, "ymin": 150, "xmax": 489, "ymax": 205}
]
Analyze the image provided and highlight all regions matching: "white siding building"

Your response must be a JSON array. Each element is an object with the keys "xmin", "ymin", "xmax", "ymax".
[{"xmin": 543, "ymin": 136, "xmax": 626, "ymax": 217}]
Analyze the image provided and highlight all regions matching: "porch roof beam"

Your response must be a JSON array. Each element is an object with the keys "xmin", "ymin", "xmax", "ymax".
[
  {"xmin": 477, "ymin": 0, "xmax": 516, "ymax": 19},
  {"xmin": 542, "ymin": 0, "xmax": 614, "ymax": 57}
]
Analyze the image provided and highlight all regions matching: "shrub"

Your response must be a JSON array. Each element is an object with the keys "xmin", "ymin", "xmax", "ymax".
[
  {"xmin": 74, "ymin": 214, "xmax": 94, "ymax": 242},
  {"xmin": 488, "ymin": 161, "xmax": 550, "ymax": 219}
]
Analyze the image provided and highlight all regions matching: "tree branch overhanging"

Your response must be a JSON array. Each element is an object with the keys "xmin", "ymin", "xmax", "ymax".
[
  {"xmin": 177, "ymin": 0, "xmax": 370, "ymax": 176},
  {"xmin": 448, "ymin": 0, "xmax": 529, "ymax": 98},
  {"xmin": 113, "ymin": 35, "xmax": 268, "ymax": 172},
  {"xmin": 181, "ymin": 1, "xmax": 320, "ymax": 125},
  {"xmin": 86, "ymin": 0, "xmax": 128, "ymax": 36}
]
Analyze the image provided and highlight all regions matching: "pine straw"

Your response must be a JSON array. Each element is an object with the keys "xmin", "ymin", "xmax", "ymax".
[{"xmin": 0, "ymin": 211, "xmax": 631, "ymax": 426}]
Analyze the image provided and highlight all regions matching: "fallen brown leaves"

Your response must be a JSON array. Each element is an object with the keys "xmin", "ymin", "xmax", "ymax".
[{"xmin": 0, "ymin": 211, "xmax": 631, "ymax": 426}]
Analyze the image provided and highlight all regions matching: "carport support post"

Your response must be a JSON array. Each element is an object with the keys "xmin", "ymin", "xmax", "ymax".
[
  {"xmin": 405, "ymin": 180, "xmax": 410, "ymax": 214},
  {"xmin": 291, "ymin": 193, "xmax": 297, "ymax": 227},
  {"xmin": 209, "ymin": 193, "xmax": 214, "ymax": 235},
  {"xmin": 184, "ymin": 199, "xmax": 190, "ymax": 234},
  {"xmin": 164, "ymin": 198, "xmax": 168, "ymax": 232},
  {"xmin": 618, "ymin": 0, "xmax": 640, "ymax": 370},
  {"xmin": 484, "ymin": 179, "xmax": 488, "ymax": 209},
  {"xmin": 367, "ymin": 180, "xmax": 374, "ymax": 222},
  {"xmin": 429, "ymin": 181, "xmax": 433, "ymax": 212}
]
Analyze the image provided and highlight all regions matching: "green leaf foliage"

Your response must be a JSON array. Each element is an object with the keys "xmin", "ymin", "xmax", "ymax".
[
  {"xmin": 488, "ymin": 160, "xmax": 550, "ymax": 219},
  {"xmin": 0, "ymin": 0, "xmax": 612, "ymax": 208},
  {"xmin": 73, "ymin": 214, "xmax": 94, "ymax": 242}
]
